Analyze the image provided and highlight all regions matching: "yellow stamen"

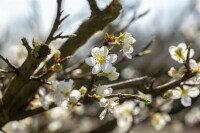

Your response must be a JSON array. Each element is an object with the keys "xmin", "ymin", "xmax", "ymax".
[{"xmin": 97, "ymin": 56, "xmax": 105, "ymax": 64}]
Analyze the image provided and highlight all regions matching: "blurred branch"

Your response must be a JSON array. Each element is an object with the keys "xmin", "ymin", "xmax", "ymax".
[
  {"xmin": 89, "ymin": 119, "xmax": 117, "ymax": 133},
  {"xmin": 107, "ymin": 73, "xmax": 196, "ymax": 96},
  {"xmin": 116, "ymin": 9, "xmax": 150, "ymax": 34},
  {"xmin": 106, "ymin": 76, "xmax": 150, "ymax": 92},
  {"xmin": 106, "ymin": 93, "xmax": 150, "ymax": 103},
  {"xmin": 115, "ymin": 36, "xmax": 155, "ymax": 64},
  {"xmin": 0, "ymin": 69, "xmax": 15, "ymax": 74},
  {"xmin": 13, "ymin": 103, "xmax": 56, "ymax": 121},
  {"xmin": 154, "ymin": 73, "xmax": 196, "ymax": 95}
]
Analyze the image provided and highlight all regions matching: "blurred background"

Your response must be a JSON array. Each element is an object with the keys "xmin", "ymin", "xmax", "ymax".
[{"xmin": 1, "ymin": 0, "xmax": 200, "ymax": 133}]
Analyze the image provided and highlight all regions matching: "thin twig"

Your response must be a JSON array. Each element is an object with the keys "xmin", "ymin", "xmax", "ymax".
[
  {"xmin": 106, "ymin": 76, "xmax": 149, "ymax": 91},
  {"xmin": 116, "ymin": 10, "xmax": 150, "ymax": 34},
  {"xmin": 45, "ymin": 0, "xmax": 69, "ymax": 44},
  {"xmin": 105, "ymin": 93, "xmax": 151, "ymax": 103},
  {"xmin": 31, "ymin": 56, "xmax": 72, "ymax": 80},
  {"xmin": 0, "ymin": 54, "xmax": 16, "ymax": 71},
  {"xmin": 114, "ymin": 36, "xmax": 154, "ymax": 65},
  {"xmin": 106, "ymin": 73, "xmax": 196, "ymax": 96},
  {"xmin": 184, "ymin": 44, "xmax": 191, "ymax": 73},
  {"xmin": 65, "ymin": 72, "xmax": 92, "ymax": 80},
  {"xmin": 88, "ymin": 75, "xmax": 96, "ymax": 93}
]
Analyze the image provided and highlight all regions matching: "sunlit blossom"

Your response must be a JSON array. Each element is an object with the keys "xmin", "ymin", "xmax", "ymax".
[
  {"xmin": 85, "ymin": 46, "xmax": 118, "ymax": 74},
  {"xmin": 171, "ymin": 86, "xmax": 200, "ymax": 107},
  {"xmin": 169, "ymin": 43, "xmax": 194, "ymax": 63}
]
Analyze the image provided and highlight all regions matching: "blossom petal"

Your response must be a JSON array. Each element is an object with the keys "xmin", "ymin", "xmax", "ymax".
[
  {"xmin": 181, "ymin": 96, "xmax": 191, "ymax": 107},
  {"xmin": 107, "ymin": 54, "xmax": 118, "ymax": 63},
  {"xmin": 124, "ymin": 53, "xmax": 132, "ymax": 59},
  {"xmin": 108, "ymin": 71, "xmax": 119, "ymax": 81},
  {"xmin": 189, "ymin": 59, "xmax": 198, "ymax": 70},
  {"xmin": 85, "ymin": 57, "xmax": 95, "ymax": 66},
  {"xmin": 99, "ymin": 98, "xmax": 108, "ymax": 107},
  {"xmin": 171, "ymin": 89, "xmax": 181, "ymax": 99},
  {"xmin": 178, "ymin": 43, "xmax": 187, "ymax": 51},
  {"xmin": 189, "ymin": 49, "xmax": 195, "ymax": 58},
  {"xmin": 169, "ymin": 46, "xmax": 176, "ymax": 54},
  {"xmin": 99, "ymin": 109, "xmax": 107, "ymax": 120},
  {"xmin": 91, "ymin": 47, "xmax": 100, "ymax": 57},
  {"xmin": 39, "ymin": 87, "xmax": 46, "ymax": 96},
  {"xmin": 92, "ymin": 64, "xmax": 101, "ymax": 74},
  {"xmin": 96, "ymin": 86, "xmax": 112, "ymax": 97},
  {"xmin": 69, "ymin": 90, "xmax": 81, "ymax": 103},
  {"xmin": 124, "ymin": 33, "xmax": 130, "ymax": 44},
  {"xmin": 100, "ymin": 46, "xmax": 109, "ymax": 57},
  {"xmin": 101, "ymin": 63, "xmax": 112, "ymax": 73},
  {"xmin": 188, "ymin": 87, "xmax": 200, "ymax": 98}
]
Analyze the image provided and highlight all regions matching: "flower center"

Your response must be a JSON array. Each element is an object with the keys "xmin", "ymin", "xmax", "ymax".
[
  {"xmin": 181, "ymin": 89, "xmax": 188, "ymax": 96},
  {"xmin": 97, "ymin": 56, "xmax": 105, "ymax": 64},
  {"xmin": 175, "ymin": 48, "xmax": 184, "ymax": 60}
]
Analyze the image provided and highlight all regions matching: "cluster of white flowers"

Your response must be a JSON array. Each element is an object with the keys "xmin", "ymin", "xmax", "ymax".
[
  {"xmin": 84, "ymin": 33, "xmax": 136, "ymax": 120},
  {"xmin": 53, "ymin": 79, "xmax": 87, "ymax": 110},
  {"xmin": 168, "ymin": 43, "xmax": 199, "ymax": 79},
  {"xmin": 85, "ymin": 46, "xmax": 118, "ymax": 74},
  {"xmin": 167, "ymin": 42, "xmax": 200, "ymax": 107},
  {"xmin": 85, "ymin": 32, "xmax": 136, "ymax": 81},
  {"xmin": 95, "ymin": 85, "xmax": 118, "ymax": 120}
]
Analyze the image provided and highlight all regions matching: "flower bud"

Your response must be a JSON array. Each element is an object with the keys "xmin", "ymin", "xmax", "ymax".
[
  {"xmin": 51, "ymin": 63, "xmax": 62, "ymax": 72},
  {"xmin": 79, "ymin": 86, "xmax": 87, "ymax": 96},
  {"xmin": 69, "ymin": 90, "xmax": 81, "ymax": 104}
]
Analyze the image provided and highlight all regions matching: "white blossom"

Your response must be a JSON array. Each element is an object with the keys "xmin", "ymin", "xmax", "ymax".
[
  {"xmin": 150, "ymin": 113, "xmax": 171, "ymax": 130},
  {"xmin": 53, "ymin": 79, "xmax": 74, "ymax": 106},
  {"xmin": 168, "ymin": 67, "xmax": 185, "ymax": 80},
  {"xmin": 168, "ymin": 60, "xmax": 197, "ymax": 80},
  {"xmin": 113, "ymin": 101, "xmax": 140, "ymax": 131},
  {"xmin": 171, "ymin": 86, "xmax": 200, "ymax": 107},
  {"xmin": 99, "ymin": 98, "xmax": 118, "ymax": 120},
  {"xmin": 57, "ymin": 79, "xmax": 74, "ymax": 96},
  {"xmin": 121, "ymin": 33, "xmax": 136, "ymax": 59},
  {"xmin": 107, "ymin": 67, "xmax": 119, "ymax": 81},
  {"xmin": 169, "ymin": 43, "xmax": 194, "ymax": 63},
  {"xmin": 39, "ymin": 87, "xmax": 53, "ymax": 110},
  {"xmin": 97, "ymin": 67, "xmax": 119, "ymax": 81},
  {"xmin": 85, "ymin": 46, "xmax": 117, "ymax": 74},
  {"xmin": 69, "ymin": 90, "xmax": 81, "ymax": 104},
  {"xmin": 96, "ymin": 85, "xmax": 113, "ymax": 97}
]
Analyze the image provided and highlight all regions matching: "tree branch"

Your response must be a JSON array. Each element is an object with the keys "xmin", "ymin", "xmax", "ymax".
[
  {"xmin": 106, "ymin": 76, "xmax": 150, "ymax": 93},
  {"xmin": 87, "ymin": 0, "xmax": 100, "ymax": 14},
  {"xmin": 21, "ymin": 38, "xmax": 32, "ymax": 54},
  {"xmin": 0, "ymin": 54, "xmax": 16, "ymax": 71},
  {"xmin": 45, "ymin": 0, "xmax": 69, "ymax": 44}
]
